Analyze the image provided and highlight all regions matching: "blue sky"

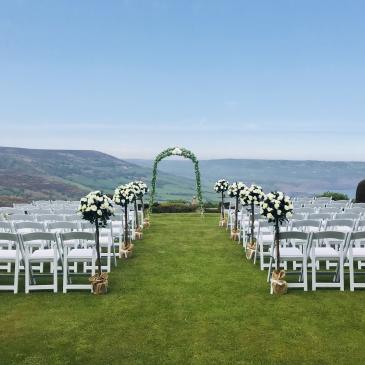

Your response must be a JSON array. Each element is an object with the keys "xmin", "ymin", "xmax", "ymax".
[{"xmin": 0, "ymin": 0, "xmax": 364, "ymax": 160}]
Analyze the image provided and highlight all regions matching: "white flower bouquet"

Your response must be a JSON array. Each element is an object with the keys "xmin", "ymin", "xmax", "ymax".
[
  {"xmin": 214, "ymin": 179, "xmax": 229, "ymax": 224},
  {"xmin": 240, "ymin": 184, "xmax": 265, "ymax": 250},
  {"xmin": 113, "ymin": 184, "xmax": 137, "ymax": 256},
  {"xmin": 260, "ymin": 191, "xmax": 293, "ymax": 293},
  {"xmin": 78, "ymin": 191, "xmax": 114, "ymax": 292},
  {"xmin": 78, "ymin": 191, "xmax": 114, "ymax": 227},
  {"xmin": 214, "ymin": 179, "xmax": 229, "ymax": 193},
  {"xmin": 240, "ymin": 184, "xmax": 265, "ymax": 206},
  {"xmin": 260, "ymin": 191, "xmax": 293, "ymax": 223},
  {"xmin": 228, "ymin": 181, "xmax": 246, "ymax": 198},
  {"xmin": 228, "ymin": 182, "xmax": 247, "ymax": 236}
]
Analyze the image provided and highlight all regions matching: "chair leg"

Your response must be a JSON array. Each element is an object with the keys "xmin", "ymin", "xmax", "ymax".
[
  {"xmin": 301, "ymin": 257, "xmax": 307, "ymax": 291},
  {"xmin": 14, "ymin": 258, "xmax": 19, "ymax": 294},
  {"xmin": 53, "ymin": 258, "xmax": 58, "ymax": 293},
  {"xmin": 340, "ymin": 257, "xmax": 344, "ymax": 291},
  {"xmin": 63, "ymin": 257, "xmax": 67, "ymax": 294},
  {"xmin": 267, "ymin": 257, "xmax": 273, "ymax": 282},
  {"xmin": 312, "ymin": 256, "xmax": 316, "ymax": 291},
  {"xmin": 349, "ymin": 256, "xmax": 354, "ymax": 291},
  {"xmin": 25, "ymin": 259, "xmax": 30, "ymax": 294}
]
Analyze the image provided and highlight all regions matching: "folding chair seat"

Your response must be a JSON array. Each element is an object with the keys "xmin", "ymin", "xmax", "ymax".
[
  {"xmin": 310, "ymin": 231, "xmax": 347, "ymax": 291},
  {"xmin": 21, "ymin": 232, "xmax": 60, "ymax": 293},
  {"xmin": 60, "ymin": 232, "xmax": 96, "ymax": 293},
  {"xmin": 0, "ymin": 233, "xmax": 20, "ymax": 293}
]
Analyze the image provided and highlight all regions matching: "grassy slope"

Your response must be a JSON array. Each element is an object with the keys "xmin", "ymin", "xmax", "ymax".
[
  {"xmin": 0, "ymin": 147, "xmax": 213, "ymax": 203},
  {"xmin": 1, "ymin": 213, "xmax": 365, "ymax": 364}
]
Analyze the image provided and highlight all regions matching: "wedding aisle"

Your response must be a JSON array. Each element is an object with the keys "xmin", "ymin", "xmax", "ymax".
[{"xmin": 1, "ymin": 213, "xmax": 365, "ymax": 364}]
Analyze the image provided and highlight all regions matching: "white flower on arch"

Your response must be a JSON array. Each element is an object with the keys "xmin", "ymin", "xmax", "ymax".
[{"xmin": 171, "ymin": 147, "xmax": 182, "ymax": 155}]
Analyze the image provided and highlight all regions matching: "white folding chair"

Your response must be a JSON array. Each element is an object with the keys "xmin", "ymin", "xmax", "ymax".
[
  {"xmin": 347, "ymin": 231, "xmax": 365, "ymax": 291},
  {"xmin": 268, "ymin": 231, "xmax": 310, "ymax": 292},
  {"xmin": 0, "ymin": 233, "xmax": 20, "ymax": 293},
  {"xmin": 310, "ymin": 231, "xmax": 347, "ymax": 291},
  {"xmin": 21, "ymin": 232, "xmax": 60, "ymax": 293},
  {"xmin": 60, "ymin": 231, "xmax": 96, "ymax": 293}
]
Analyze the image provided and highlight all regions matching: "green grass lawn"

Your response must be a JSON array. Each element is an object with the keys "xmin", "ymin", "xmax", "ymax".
[{"xmin": 1, "ymin": 213, "xmax": 365, "ymax": 364}]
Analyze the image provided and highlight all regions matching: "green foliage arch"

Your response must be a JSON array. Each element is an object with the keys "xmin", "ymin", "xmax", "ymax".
[{"xmin": 149, "ymin": 147, "xmax": 204, "ymax": 213}]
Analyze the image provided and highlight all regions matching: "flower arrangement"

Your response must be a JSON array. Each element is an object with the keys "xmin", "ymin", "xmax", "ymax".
[
  {"xmin": 214, "ymin": 179, "xmax": 229, "ymax": 193},
  {"xmin": 228, "ymin": 182, "xmax": 247, "ymax": 238},
  {"xmin": 113, "ymin": 184, "xmax": 137, "ymax": 256},
  {"xmin": 78, "ymin": 191, "xmax": 114, "ymax": 293},
  {"xmin": 240, "ymin": 185, "xmax": 265, "ymax": 250},
  {"xmin": 130, "ymin": 181, "xmax": 149, "ymax": 234},
  {"xmin": 260, "ymin": 191, "xmax": 293, "ymax": 224},
  {"xmin": 214, "ymin": 179, "xmax": 229, "ymax": 225},
  {"xmin": 260, "ymin": 191, "xmax": 293, "ymax": 294},
  {"xmin": 228, "ymin": 181, "xmax": 246, "ymax": 198},
  {"xmin": 240, "ymin": 184, "xmax": 265, "ymax": 206}
]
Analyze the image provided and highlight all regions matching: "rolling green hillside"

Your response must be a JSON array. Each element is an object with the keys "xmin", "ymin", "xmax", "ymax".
[
  {"xmin": 0, "ymin": 147, "xmax": 214, "ymax": 205},
  {"xmin": 128, "ymin": 158, "xmax": 365, "ymax": 198}
]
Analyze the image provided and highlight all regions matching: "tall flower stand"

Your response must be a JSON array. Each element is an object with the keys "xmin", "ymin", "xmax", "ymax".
[
  {"xmin": 230, "ymin": 196, "xmax": 240, "ymax": 241},
  {"xmin": 219, "ymin": 192, "xmax": 227, "ymax": 227},
  {"xmin": 270, "ymin": 220, "xmax": 287, "ymax": 295},
  {"xmin": 120, "ymin": 205, "xmax": 134, "ymax": 259}
]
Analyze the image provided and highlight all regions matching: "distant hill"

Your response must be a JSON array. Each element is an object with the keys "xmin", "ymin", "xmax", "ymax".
[
  {"xmin": 0, "ymin": 147, "xmax": 212, "ymax": 205},
  {"xmin": 128, "ymin": 158, "xmax": 365, "ymax": 198}
]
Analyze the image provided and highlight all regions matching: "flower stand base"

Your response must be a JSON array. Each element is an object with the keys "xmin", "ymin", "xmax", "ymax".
[
  {"xmin": 230, "ymin": 230, "xmax": 239, "ymax": 241},
  {"xmin": 135, "ymin": 228, "xmax": 143, "ymax": 240},
  {"xmin": 119, "ymin": 243, "xmax": 134, "ymax": 259},
  {"xmin": 143, "ymin": 219, "xmax": 150, "ymax": 228},
  {"xmin": 219, "ymin": 218, "xmax": 227, "ymax": 227},
  {"xmin": 270, "ymin": 270, "xmax": 288, "ymax": 295},
  {"xmin": 89, "ymin": 273, "xmax": 108, "ymax": 295},
  {"xmin": 246, "ymin": 242, "xmax": 256, "ymax": 260}
]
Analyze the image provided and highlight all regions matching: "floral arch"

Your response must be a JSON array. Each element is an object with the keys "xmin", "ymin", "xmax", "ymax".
[{"xmin": 149, "ymin": 147, "xmax": 204, "ymax": 213}]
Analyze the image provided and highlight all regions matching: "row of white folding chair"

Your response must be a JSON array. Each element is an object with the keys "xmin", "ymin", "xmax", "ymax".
[
  {"xmin": 256, "ymin": 219, "xmax": 358, "ymax": 271},
  {"xmin": 0, "ymin": 220, "xmax": 114, "ymax": 272},
  {"xmin": 0, "ymin": 231, "xmax": 96, "ymax": 293},
  {"xmin": 267, "ymin": 230, "xmax": 365, "ymax": 291},
  {"xmin": 266, "ymin": 231, "xmax": 345, "ymax": 291}
]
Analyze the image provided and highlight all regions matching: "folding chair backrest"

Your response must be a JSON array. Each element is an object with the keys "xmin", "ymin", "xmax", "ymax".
[
  {"xmin": 64, "ymin": 214, "xmax": 83, "ymax": 222},
  {"xmin": 80, "ymin": 222, "xmax": 95, "ymax": 232},
  {"xmin": 325, "ymin": 219, "xmax": 355, "ymax": 230},
  {"xmin": 21, "ymin": 232, "xmax": 57, "ymax": 243},
  {"xmin": 291, "ymin": 219, "xmax": 321, "ymax": 230},
  {"xmin": 47, "ymin": 221, "xmax": 79, "ymax": 232},
  {"xmin": 312, "ymin": 231, "xmax": 347, "ymax": 241},
  {"xmin": 349, "ymin": 231, "xmax": 365, "ymax": 242},
  {"xmin": 335, "ymin": 213, "xmax": 359, "ymax": 220},
  {"xmin": 36, "ymin": 214, "xmax": 64, "ymax": 222},
  {"xmin": 7, "ymin": 214, "xmax": 34, "ymax": 222},
  {"xmin": 308, "ymin": 213, "xmax": 333, "ymax": 220},
  {"xmin": 14, "ymin": 221, "xmax": 45, "ymax": 232},
  {"xmin": 0, "ymin": 232, "xmax": 19, "ymax": 243},
  {"xmin": 278, "ymin": 231, "xmax": 309, "ymax": 241},
  {"xmin": 0, "ymin": 221, "xmax": 13, "ymax": 232},
  {"xmin": 60, "ymin": 231, "xmax": 95, "ymax": 242}
]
